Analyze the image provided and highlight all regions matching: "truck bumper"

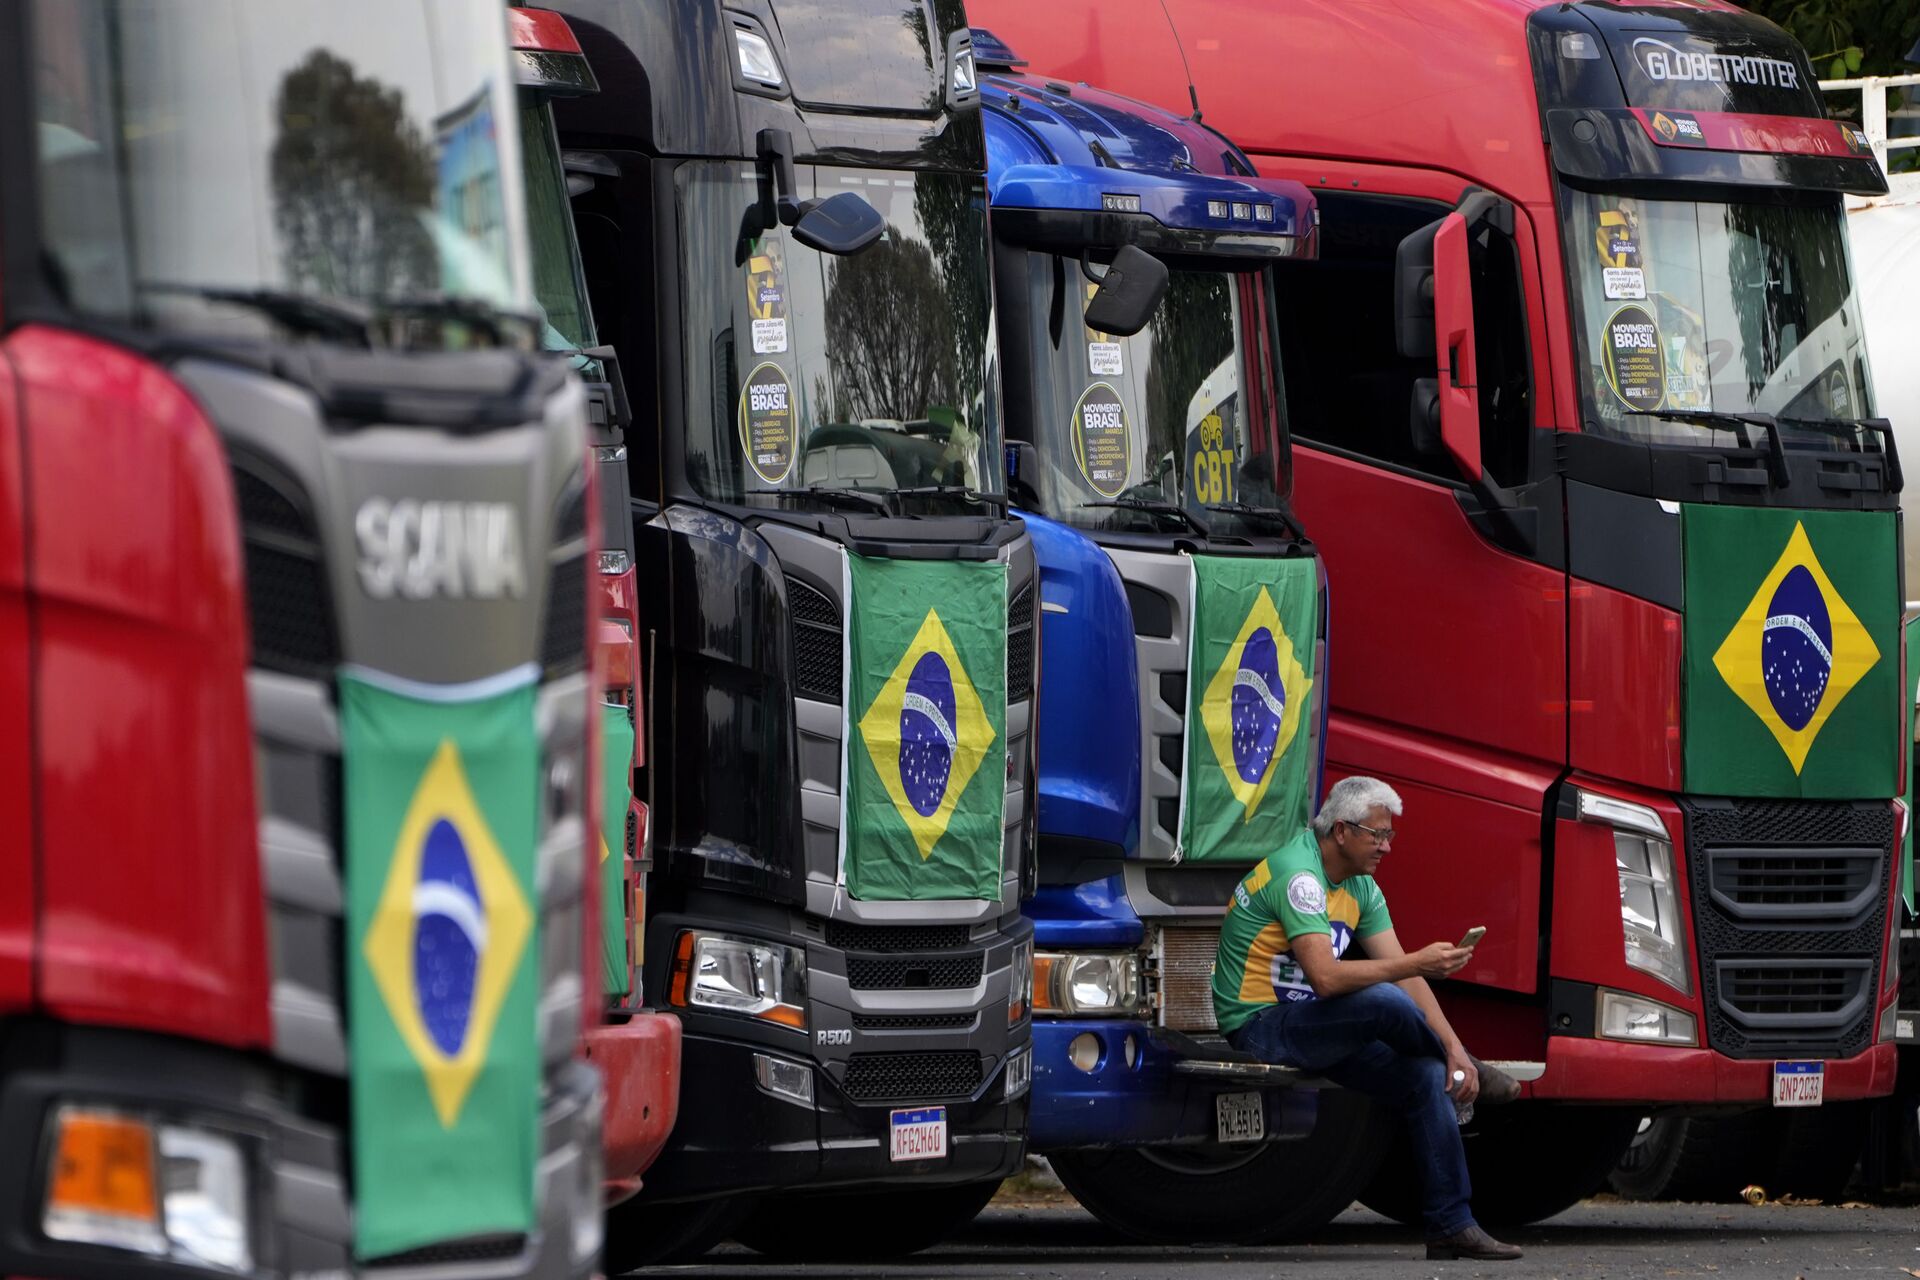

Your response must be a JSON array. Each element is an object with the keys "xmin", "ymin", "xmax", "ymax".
[
  {"xmin": 583, "ymin": 1011, "xmax": 682, "ymax": 1199},
  {"xmin": 634, "ymin": 1029, "xmax": 1027, "ymax": 1202},
  {"xmin": 1028, "ymin": 1020, "xmax": 1316, "ymax": 1151},
  {"xmin": 1533, "ymin": 1035, "xmax": 1900, "ymax": 1102},
  {"xmin": 0, "ymin": 1019, "xmax": 602, "ymax": 1280}
]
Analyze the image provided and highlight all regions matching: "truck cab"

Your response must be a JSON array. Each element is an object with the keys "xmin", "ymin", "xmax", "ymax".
[
  {"xmin": 0, "ymin": 2, "xmax": 607, "ymax": 1275},
  {"xmin": 546, "ymin": 1, "xmax": 1037, "ymax": 1263}
]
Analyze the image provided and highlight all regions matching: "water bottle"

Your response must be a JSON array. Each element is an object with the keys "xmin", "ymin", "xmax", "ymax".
[{"xmin": 1451, "ymin": 1069, "xmax": 1474, "ymax": 1126}]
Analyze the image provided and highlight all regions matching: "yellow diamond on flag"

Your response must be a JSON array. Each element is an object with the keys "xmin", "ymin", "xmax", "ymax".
[
  {"xmin": 1711, "ymin": 521, "xmax": 1880, "ymax": 774},
  {"xmin": 1200, "ymin": 586, "xmax": 1311, "ymax": 823},
  {"xmin": 857, "ymin": 608, "xmax": 997, "ymax": 860},
  {"xmin": 363, "ymin": 740, "xmax": 533, "ymax": 1128}
]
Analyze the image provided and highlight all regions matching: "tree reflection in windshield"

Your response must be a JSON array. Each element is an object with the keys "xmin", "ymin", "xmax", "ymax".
[
  {"xmin": 824, "ymin": 230, "xmax": 958, "ymax": 423},
  {"xmin": 270, "ymin": 51, "xmax": 436, "ymax": 300}
]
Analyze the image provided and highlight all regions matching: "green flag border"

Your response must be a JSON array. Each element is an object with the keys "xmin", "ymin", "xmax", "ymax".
[{"xmin": 1171, "ymin": 552, "xmax": 1199, "ymax": 863}]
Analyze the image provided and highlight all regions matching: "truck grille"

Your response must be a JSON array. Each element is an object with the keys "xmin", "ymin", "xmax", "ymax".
[
  {"xmin": 541, "ymin": 552, "xmax": 586, "ymax": 677},
  {"xmin": 840, "ymin": 1050, "xmax": 982, "ymax": 1102},
  {"xmin": 851, "ymin": 1011, "xmax": 977, "ymax": 1031},
  {"xmin": 825, "ymin": 920, "xmax": 971, "ymax": 952},
  {"xmin": 1682, "ymin": 797, "xmax": 1892, "ymax": 1059},
  {"xmin": 1157, "ymin": 925, "xmax": 1221, "ymax": 1032},
  {"xmin": 846, "ymin": 954, "xmax": 983, "ymax": 990},
  {"xmin": 787, "ymin": 576, "xmax": 842, "ymax": 703},
  {"xmin": 232, "ymin": 457, "xmax": 338, "ymax": 678},
  {"xmin": 1008, "ymin": 582, "xmax": 1036, "ymax": 702},
  {"xmin": 364, "ymin": 1234, "xmax": 526, "ymax": 1268}
]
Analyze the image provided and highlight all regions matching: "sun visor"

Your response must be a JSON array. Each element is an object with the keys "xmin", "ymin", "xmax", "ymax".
[{"xmin": 989, "ymin": 168, "xmax": 1317, "ymax": 261}]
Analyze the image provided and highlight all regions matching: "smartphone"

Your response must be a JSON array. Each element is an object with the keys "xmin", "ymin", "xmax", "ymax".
[{"xmin": 1457, "ymin": 926, "xmax": 1487, "ymax": 949}]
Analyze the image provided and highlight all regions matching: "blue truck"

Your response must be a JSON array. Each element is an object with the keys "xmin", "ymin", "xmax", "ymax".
[{"xmin": 978, "ymin": 30, "xmax": 1390, "ymax": 1244}]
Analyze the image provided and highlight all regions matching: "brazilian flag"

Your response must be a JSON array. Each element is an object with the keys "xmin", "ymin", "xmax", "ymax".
[
  {"xmin": 1178, "ymin": 555, "xmax": 1319, "ymax": 862},
  {"xmin": 1682, "ymin": 506, "xmax": 1899, "ymax": 799},
  {"xmin": 600, "ymin": 701, "xmax": 634, "ymax": 996},
  {"xmin": 841, "ymin": 554, "xmax": 1007, "ymax": 900},
  {"xmin": 341, "ymin": 669, "xmax": 540, "ymax": 1258}
]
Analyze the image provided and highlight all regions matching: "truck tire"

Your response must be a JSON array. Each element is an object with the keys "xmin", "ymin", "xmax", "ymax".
[
  {"xmin": 1609, "ymin": 1112, "xmax": 1778, "ymax": 1203},
  {"xmin": 1049, "ymin": 1090, "xmax": 1389, "ymax": 1245},
  {"xmin": 601, "ymin": 1194, "xmax": 754, "ymax": 1272},
  {"xmin": 1361, "ymin": 1104, "xmax": 1639, "ymax": 1227},
  {"xmin": 731, "ymin": 1178, "xmax": 1003, "ymax": 1260}
]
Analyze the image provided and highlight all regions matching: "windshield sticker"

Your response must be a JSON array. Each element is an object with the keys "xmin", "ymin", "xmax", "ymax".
[
  {"xmin": 1648, "ymin": 110, "xmax": 1708, "ymax": 147},
  {"xmin": 1088, "ymin": 341, "xmax": 1124, "ymax": 377},
  {"xmin": 1187, "ymin": 409, "xmax": 1237, "ymax": 507},
  {"xmin": 1072, "ymin": 382, "xmax": 1132, "ymax": 498},
  {"xmin": 1828, "ymin": 367, "xmax": 1853, "ymax": 419},
  {"xmin": 1595, "ymin": 209, "xmax": 1646, "ymax": 300},
  {"xmin": 747, "ymin": 237, "xmax": 789, "ymax": 355},
  {"xmin": 738, "ymin": 361, "xmax": 796, "ymax": 485},
  {"xmin": 1603, "ymin": 304, "xmax": 1666, "ymax": 413},
  {"xmin": 1659, "ymin": 301, "xmax": 1711, "ymax": 412}
]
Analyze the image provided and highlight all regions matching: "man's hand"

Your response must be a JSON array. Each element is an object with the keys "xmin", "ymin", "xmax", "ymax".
[
  {"xmin": 1406, "ymin": 941, "xmax": 1472, "ymax": 980},
  {"xmin": 1445, "ymin": 1041, "xmax": 1479, "ymax": 1107}
]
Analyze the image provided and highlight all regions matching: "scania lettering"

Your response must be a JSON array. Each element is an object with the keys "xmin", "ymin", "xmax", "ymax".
[
  {"xmin": 0, "ymin": 2, "xmax": 616, "ymax": 1275},
  {"xmin": 547, "ymin": 0, "xmax": 1036, "ymax": 1265},
  {"xmin": 977, "ymin": 32, "xmax": 1390, "ymax": 1245},
  {"xmin": 977, "ymin": 0, "xmax": 1905, "ymax": 1227}
]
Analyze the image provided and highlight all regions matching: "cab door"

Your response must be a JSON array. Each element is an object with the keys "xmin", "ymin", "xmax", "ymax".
[{"xmin": 1260, "ymin": 159, "xmax": 1564, "ymax": 1017}]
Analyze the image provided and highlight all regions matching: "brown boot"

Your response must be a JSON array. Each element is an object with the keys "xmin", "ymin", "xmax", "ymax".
[
  {"xmin": 1471, "ymin": 1056, "xmax": 1522, "ymax": 1106},
  {"xmin": 1427, "ymin": 1224, "xmax": 1523, "ymax": 1260}
]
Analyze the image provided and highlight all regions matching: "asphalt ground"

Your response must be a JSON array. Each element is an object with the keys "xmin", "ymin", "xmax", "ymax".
[{"xmin": 657, "ymin": 1192, "xmax": 1920, "ymax": 1279}]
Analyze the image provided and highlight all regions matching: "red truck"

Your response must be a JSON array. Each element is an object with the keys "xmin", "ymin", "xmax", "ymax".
[
  {"xmin": 0, "ymin": 2, "xmax": 662, "ymax": 1275},
  {"xmin": 974, "ymin": 0, "xmax": 1906, "ymax": 1223}
]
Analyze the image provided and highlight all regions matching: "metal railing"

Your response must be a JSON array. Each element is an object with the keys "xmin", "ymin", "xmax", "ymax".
[{"xmin": 1820, "ymin": 73, "xmax": 1920, "ymax": 206}]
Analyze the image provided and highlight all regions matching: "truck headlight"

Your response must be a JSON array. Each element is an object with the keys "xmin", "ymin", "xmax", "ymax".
[
  {"xmin": 668, "ymin": 931, "xmax": 806, "ymax": 1029},
  {"xmin": 1004, "ymin": 1044, "xmax": 1032, "ymax": 1100},
  {"xmin": 1597, "ymin": 989, "xmax": 1698, "ymax": 1046},
  {"xmin": 1033, "ymin": 951, "xmax": 1143, "ymax": 1017},
  {"xmin": 1579, "ymin": 790, "xmax": 1691, "ymax": 997},
  {"xmin": 41, "ymin": 1106, "xmax": 253, "ymax": 1275},
  {"xmin": 1009, "ymin": 938, "xmax": 1033, "ymax": 1026}
]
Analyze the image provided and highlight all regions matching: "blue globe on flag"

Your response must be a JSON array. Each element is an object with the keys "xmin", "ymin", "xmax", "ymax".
[
  {"xmin": 1761, "ymin": 564, "xmax": 1833, "ymax": 731},
  {"xmin": 412, "ymin": 818, "xmax": 485, "ymax": 1056},
  {"xmin": 899, "ymin": 650, "xmax": 958, "ymax": 817},
  {"xmin": 1230, "ymin": 627, "xmax": 1287, "ymax": 785}
]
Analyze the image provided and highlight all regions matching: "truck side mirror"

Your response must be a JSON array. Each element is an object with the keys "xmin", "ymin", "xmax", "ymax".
[
  {"xmin": 1082, "ymin": 245, "xmax": 1169, "ymax": 337},
  {"xmin": 1004, "ymin": 439, "xmax": 1043, "ymax": 510},
  {"xmin": 792, "ymin": 190, "xmax": 886, "ymax": 255},
  {"xmin": 1395, "ymin": 211, "xmax": 1481, "ymax": 482}
]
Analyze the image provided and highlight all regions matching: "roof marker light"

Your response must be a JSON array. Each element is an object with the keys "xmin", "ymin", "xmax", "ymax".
[
  {"xmin": 1101, "ymin": 193, "xmax": 1142, "ymax": 213},
  {"xmin": 1230, "ymin": 201, "xmax": 1252, "ymax": 220},
  {"xmin": 1254, "ymin": 204, "xmax": 1275, "ymax": 223},
  {"xmin": 735, "ymin": 28, "xmax": 783, "ymax": 87},
  {"xmin": 1206, "ymin": 200, "xmax": 1229, "ymax": 219},
  {"xmin": 953, "ymin": 47, "xmax": 978, "ymax": 96},
  {"xmin": 1560, "ymin": 32, "xmax": 1600, "ymax": 60}
]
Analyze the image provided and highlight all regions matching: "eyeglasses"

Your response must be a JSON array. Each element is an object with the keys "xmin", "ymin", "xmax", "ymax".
[{"xmin": 1347, "ymin": 821, "xmax": 1395, "ymax": 845}]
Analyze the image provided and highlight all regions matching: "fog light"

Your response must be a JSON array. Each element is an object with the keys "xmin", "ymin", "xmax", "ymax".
[
  {"xmin": 1597, "ymin": 989, "xmax": 1697, "ymax": 1045},
  {"xmin": 1881, "ymin": 1001, "xmax": 1902, "ymax": 1043},
  {"xmin": 1005, "ymin": 1044, "xmax": 1032, "ymax": 1100},
  {"xmin": 1067, "ymin": 1032, "xmax": 1102, "ymax": 1073},
  {"xmin": 753, "ymin": 1052, "xmax": 814, "ymax": 1106}
]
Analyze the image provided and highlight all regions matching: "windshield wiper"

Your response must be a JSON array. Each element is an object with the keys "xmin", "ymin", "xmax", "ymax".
[
  {"xmin": 1780, "ymin": 415, "xmax": 1901, "ymax": 491},
  {"xmin": 138, "ymin": 282, "xmax": 373, "ymax": 344},
  {"xmin": 747, "ymin": 485, "xmax": 895, "ymax": 515},
  {"xmin": 1081, "ymin": 497, "xmax": 1207, "ymax": 534},
  {"xmin": 1647, "ymin": 409, "xmax": 1787, "ymax": 488},
  {"xmin": 374, "ymin": 294, "xmax": 541, "ymax": 348},
  {"xmin": 891, "ymin": 484, "xmax": 1011, "ymax": 510},
  {"xmin": 1204, "ymin": 499, "xmax": 1305, "ymax": 540}
]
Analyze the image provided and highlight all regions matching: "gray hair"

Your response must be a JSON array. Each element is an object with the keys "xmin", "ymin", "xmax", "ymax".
[{"xmin": 1312, "ymin": 776, "xmax": 1404, "ymax": 838}]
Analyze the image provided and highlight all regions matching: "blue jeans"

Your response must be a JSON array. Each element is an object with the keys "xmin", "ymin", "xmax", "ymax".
[{"xmin": 1228, "ymin": 983, "xmax": 1475, "ymax": 1238}]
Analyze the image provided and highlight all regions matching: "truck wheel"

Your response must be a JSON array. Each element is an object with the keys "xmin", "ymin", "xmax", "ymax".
[
  {"xmin": 1049, "ymin": 1090, "xmax": 1389, "ymax": 1245},
  {"xmin": 1610, "ymin": 1112, "xmax": 1778, "ymax": 1202},
  {"xmin": 601, "ymin": 1194, "xmax": 754, "ymax": 1272},
  {"xmin": 1361, "ymin": 1104, "xmax": 1639, "ymax": 1227},
  {"xmin": 731, "ymin": 1178, "xmax": 1003, "ymax": 1260}
]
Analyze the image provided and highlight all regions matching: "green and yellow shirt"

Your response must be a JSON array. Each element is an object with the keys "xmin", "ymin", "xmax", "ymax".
[{"xmin": 1211, "ymin": 827, "xmax": 1392, "ymax": 1035}]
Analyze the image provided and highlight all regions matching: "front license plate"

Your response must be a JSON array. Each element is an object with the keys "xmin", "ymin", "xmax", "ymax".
[
  {"xmin": 1773, "ymin": 1060, "xmax": 1825, "ymax": 1108},
  {"xmin": 1215, "ymin": 1091, "xmax": 1265, "ymax": 1144},
  {"xmin": 889, "ymin": 1106, "xmax": 948, "ymax": 1161}
]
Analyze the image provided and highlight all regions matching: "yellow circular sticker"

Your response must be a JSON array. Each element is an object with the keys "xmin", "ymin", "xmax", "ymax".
[
  {"xmin": 738, "ymin": 361, "xmax": 796, "ymax": 485},
  {"xmin": 1071, "ymin": 381, "xmax": 1131, "ymax": 498}
]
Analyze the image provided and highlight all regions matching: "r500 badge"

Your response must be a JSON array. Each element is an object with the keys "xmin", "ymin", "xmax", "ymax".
[{"xmin": 816, "ymin": 1028, "xmax": 852, "ymax": 1046}]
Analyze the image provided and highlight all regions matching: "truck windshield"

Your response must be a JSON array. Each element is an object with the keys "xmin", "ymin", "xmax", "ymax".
[
  {"xmin": 1563, "ymin": 187, "xmax": 1877, "ymax": 451},
  {"xmin": 519, "ymin": 93, "xmax": 596, "ymax": 365},
  {"xmin": 1014, "ymin": 254, "xmax": 1287, "ymax": 536},
  {"xmin": 677, "ymin": 161, "xmax": 1003, "ymax": 506},
  {"xmin": 28, "ymin": 0, "xmax": 530, "ymax": 349}
]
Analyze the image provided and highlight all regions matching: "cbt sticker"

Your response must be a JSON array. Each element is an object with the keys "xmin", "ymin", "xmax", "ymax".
[
  {"xmin": 1072, "ymin": 382, "xmax": 1132, "ymax": 498},
  {"xmin": 739, "ymin": 361, "xmax": 796, "ymax": 485},
  {"xmin": 1603, "ymin": 304, "xmax": 1665, "ymax": 413},
  {"xmin": 747, "ymin": 237, "xmax": 789, "ymax": 354}
]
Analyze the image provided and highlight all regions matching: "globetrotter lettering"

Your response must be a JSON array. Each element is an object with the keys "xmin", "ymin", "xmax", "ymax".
[{"xmin": 1632, "ymin": 37, "xmax": 1799, "ymax": 90}]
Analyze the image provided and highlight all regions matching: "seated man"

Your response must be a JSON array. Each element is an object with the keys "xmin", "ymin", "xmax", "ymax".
[{"xmin": 1212, "ymin": 775, "xmax": 1522, "ymax": 1261}]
